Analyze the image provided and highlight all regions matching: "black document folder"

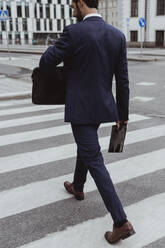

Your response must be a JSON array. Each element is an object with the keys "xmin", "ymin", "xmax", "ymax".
[
  {"xmin": 31, "ymin": 66, "xmax": 66, "ymax": 105},
  {"xmin": 108, "ymin": 123, "xmax": 127, "ymax": 153}
]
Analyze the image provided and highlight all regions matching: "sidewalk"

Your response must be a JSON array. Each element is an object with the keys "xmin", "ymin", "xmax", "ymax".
[
  {"xmin": 0, "ymin": 44, "xmax": 46, "ymax": 55},
  {"xmin": 1, "ymin": 44, "xmax": 165, "ymax": 57},
  {"xmin": 0, "ymin": 46, "xmax": 165, "ymax": 101},
  {"xmin": 127, "ymin": 48, "xmax": 165, "ymax": 62},
  {"xmin": 0, "ymin": 58, "xmax": 34, "ymax": 101},
  {"xmin": 0, "ymin": 75, "xmax": 32, "ymax": 101}
]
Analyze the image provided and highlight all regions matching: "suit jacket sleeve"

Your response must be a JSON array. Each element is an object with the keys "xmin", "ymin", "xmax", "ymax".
[
  {"xmin": 39, "ymin": 26, "xmax": 73, "ymax": 71},
  {"xmin": 115, "ymin": 34, "xmax": 130, "ymax": 121}
]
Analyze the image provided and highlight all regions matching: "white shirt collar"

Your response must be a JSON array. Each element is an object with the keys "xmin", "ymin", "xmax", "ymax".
[{"xmin": 83, "ymin": 13, "xmax": 102, "ymax": 21}]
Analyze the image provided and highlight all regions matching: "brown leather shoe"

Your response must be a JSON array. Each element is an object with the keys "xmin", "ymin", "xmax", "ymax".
[
  {"xmin": 105, "ymin": 221, "xmax": 136, "ymax": 244},
  {"xmin": 64, "ymin": 181, "xmax": 84, "ymax": 201}
]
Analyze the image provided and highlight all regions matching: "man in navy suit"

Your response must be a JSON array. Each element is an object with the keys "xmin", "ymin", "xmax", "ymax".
[{"xmin": 39, "ymin": 0, "xmax": 136, "ymax": 244}]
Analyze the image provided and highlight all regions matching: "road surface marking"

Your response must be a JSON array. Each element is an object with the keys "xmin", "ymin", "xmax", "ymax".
[
  {"xmin": 19, "ymin": 192, "xmax": 165, "ymax": 248},
  {"xmin": 0, "ymin": 124, "xmax": 164, "ymax": 174},
  {"xmin": 0, "ymin": 148, "xmax": 165, "ymax": 219},
  {"xmin": 136, "ymin": 82, "xmax": 156, "ymax": 86},
  {"xmin": 0, "ymin": 114, "xmax": 151, "ymax": 146}
]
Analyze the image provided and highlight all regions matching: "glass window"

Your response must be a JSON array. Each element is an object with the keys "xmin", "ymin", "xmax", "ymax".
[
  {"xmin": 131, "ymin": 0, "xmax": 138, "ymax": 17},
  {"xmin": 15, "ymin": 32, "xmax": 21, "ymax": 44},
  {"xmin": 9, "ymin": 19, "xmax": 13, "ymax": 31},
  {"xmin": 25, "ymin": 3, "xmax": 29, "ymax": 18},
  {"xmin": 36, "ymin": 19, "xmax": 40, "ymax": 31},
  {"xmin": 61, "ymin": 5, "xmax": 64, "ymax": 18},
  {"xmin": 130, "ymin": 31, "xmax": 138, "ymax": 42},
  {"xmin": 44, "ymin": 19, "xmax": 47, "ymax": 30},
  {"xmin": 34, "ymin": 4, "xmax": 37, "ymax": 18},
  {"xmin": 40, "ymin": 5, "xmax": 43, "ymax": 18},
  {"xmin": 8, "ymin": 33, "xmax": 12, "ymax": 44},
  {"xmin": 157, "ymin": 0, "xmax": 165, "ymax": 15},
  {"xmin": 49, "ymin": 19, "xmax": 52, "ymax": 31},
  {"xmin": 23, "ymin": 18, "xmax": 27, "ymax": 31},
  {"xmin": 6, "ymin": 2, "xmax": 11, "ymax": 17},
  {"xmin": 0, "ymin": 2, "xmax": 3, "ymax": 10},
  {"xmin": 54, "ymin": 5, "xmax": 56, "ymax": 18},
  {"xmin": 0, "ymin": 32, "xmax": 3, "ymax": 44},
  {"xmin": 69, "ymin": 6, "xmax": 72, "ymax": 17},
  {"xmin": 46, "ymin": 4, "xmax": 50, "ymax": 18},
  {"xmin": 16, "ymin": 18, "xmax": 19, "ymax": 31},
  {"xmin": 24, "ymin": 33, "xmax": 28, "ymax": 44},
  {"xmin": 1, "ymin": 21, "xmax": 5, "ymax": 31},
  {"xmin": 17, "ymin": 2, "xmax": 22, "ymax": 17},
  {"xmin": 57, "ymin": 19, "xmax": 61, "ymax": 31},
  {"xmin": 64, "ymin": 19, "xmax": 66, "ymax": 27}
]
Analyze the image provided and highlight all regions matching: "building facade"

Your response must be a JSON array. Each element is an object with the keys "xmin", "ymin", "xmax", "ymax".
[
  {"xmin": 98, "ymin": 0, "xmax": 118, "ymax": 28},
  {"xmin": 118, "ymin": 0, "xmax": 165, "ymax": 47},
  {"xmin": 0, "ymin": 0, "xmax": 75, "ymax": 45},
  {"xmin": 99, "ymin": 0, "xmax": 165, "ymax": 47}
]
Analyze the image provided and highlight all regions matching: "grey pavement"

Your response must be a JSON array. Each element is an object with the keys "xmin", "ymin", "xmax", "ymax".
[
  {"xmin": 0, "ymin": 49, "xmax": 165, "ymax": 101},
  {"xmin": 1, "ymin": 43, "xmax": 165, "ymax": 57},
  {"xmin": 0, "ymin": 54, "xmax": 36, "ymax": 100},
  {"xmin": 0, "ymin": 58, "xmax": 165, "ymax": 247}
]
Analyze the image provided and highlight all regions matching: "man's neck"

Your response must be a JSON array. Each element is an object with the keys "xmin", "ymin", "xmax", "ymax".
[
  {"xmin": 83, "ymin": 9, "xmax": 98, "ymax": 18},
  {"xmin": 83, "ymin": 11, "xmax": 101, "ymax": 21}
]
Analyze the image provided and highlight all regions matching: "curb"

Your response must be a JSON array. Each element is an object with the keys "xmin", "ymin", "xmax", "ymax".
[
  {"xmin": 128, "ymin": 56, "xmax": 158, "ymax": 62},
  {"xmin": 0, "ymin": 48, "xmax": 43, "ymax": 55},
  {"xmin": 1, "ymin": 48, "xmax": 165, "ymax": 59},
  {"xmin": 0, "ymin": 91, "xmax": 32, "ymax": 101}
]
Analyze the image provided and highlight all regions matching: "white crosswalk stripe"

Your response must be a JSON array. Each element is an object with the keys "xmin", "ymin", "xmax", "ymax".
[
  {"xmin": 0, "ymin": 123, "xmax": 165, "ymax": 174},
  {"xmin": 19, "ymin": 192, "xmax": 165, "ymax": 248},
  {"xmin": 0, "ymin": 98, "xmax": 34, "ymax": 107},
  {"xmin": 0, "ymin": 104, "xmax": 64, "ymax": 116},
  {"xmin": 0, "ymin": 101, "xmax": 164, "ymax": 248},
  {"xmin": 0, "ymin": 112, "xmax": 64, "ymax": 128},
  {"xmin": 0, "ymin": 149, "xmax": 164, "ymax": 219},
  {"xmin": 0, "ymin": 113, "xmax": 149, "ymax": 129},
  {"xmin": 0, "ymin": 114, "xmax": 150, "ymax": 146}
]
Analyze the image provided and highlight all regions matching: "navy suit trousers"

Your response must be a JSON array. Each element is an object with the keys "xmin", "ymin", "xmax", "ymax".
[{"xmin": 71, "ymin": 122, "xmax": 127, "ymax": 224}]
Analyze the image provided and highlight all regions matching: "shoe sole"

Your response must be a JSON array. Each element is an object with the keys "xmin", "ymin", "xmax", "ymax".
[
  {"xmin": 122, "ymin": 229, "xmax": 136, "ymax": 240},
  {"xmin": 75, "ymin": 195, "xmax": 84, "ymax": 201}
]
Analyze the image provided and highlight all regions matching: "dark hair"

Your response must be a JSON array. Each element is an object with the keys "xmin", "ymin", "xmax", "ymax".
[{"xmin": 74, "ymin": 0, "xmax": 99, "ymax": 9}]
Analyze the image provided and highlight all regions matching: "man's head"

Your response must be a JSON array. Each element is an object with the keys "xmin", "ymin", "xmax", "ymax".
[{"xmin": 71, "ymin": 0, "xmax": 99, "ymax": 22}]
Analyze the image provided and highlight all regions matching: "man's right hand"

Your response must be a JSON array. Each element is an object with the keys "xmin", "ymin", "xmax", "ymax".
[{"xmin": 116, "ymin": 120, "xmax": 128, "ymax": 129}]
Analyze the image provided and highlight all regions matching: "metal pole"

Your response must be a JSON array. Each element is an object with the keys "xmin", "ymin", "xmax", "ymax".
[
  {"xmin": 144, "ymin": 0, "xmax": 148, "ymax": 46},
  {"xmin": 126, "ymin": 18, "xmax": 130, "ymax": 48},
  {"xmin": 140, "ymin": 27, "xmax": 143, "ymax": 56},
  {"xmin": 5, "ymin": 19, "xmax": 11, "ymax": 60},
  {"xmin": 127, "ymin": 23, "xmax": 129, "ymax": 48}
]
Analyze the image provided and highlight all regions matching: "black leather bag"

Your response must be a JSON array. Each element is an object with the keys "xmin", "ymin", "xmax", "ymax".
[
  {"xmin": 108, "ymin": 123, "xmax": 127, "ymax": 152},
  {"xmin": 31, "ymin": 66, "xmax": 66, "ymax": 105}
]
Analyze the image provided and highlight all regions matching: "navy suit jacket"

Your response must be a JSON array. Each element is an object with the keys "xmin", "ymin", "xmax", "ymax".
[{"xmin": 39, "ymin": 16, "xmax": 129, "ymax": 124}]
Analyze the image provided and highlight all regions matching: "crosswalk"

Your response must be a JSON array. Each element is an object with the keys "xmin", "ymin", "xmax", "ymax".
[{"xmin": 0, "ymin": 98, "xmax": 165, "ymax": 248}]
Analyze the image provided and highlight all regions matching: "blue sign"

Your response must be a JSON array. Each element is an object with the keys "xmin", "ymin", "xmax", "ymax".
[
  {"xmin": 0, "ymin": 10, "xmax": 9, "ymax": 20},
  {"xmin": 139, "ymin": 17, "xmax": 146, "ymax": 28}
]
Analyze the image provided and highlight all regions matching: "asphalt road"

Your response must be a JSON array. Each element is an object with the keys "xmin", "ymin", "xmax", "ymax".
[{"xmin": 0, "ymin": 59, "xmax": 165, "ymax": 248}]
